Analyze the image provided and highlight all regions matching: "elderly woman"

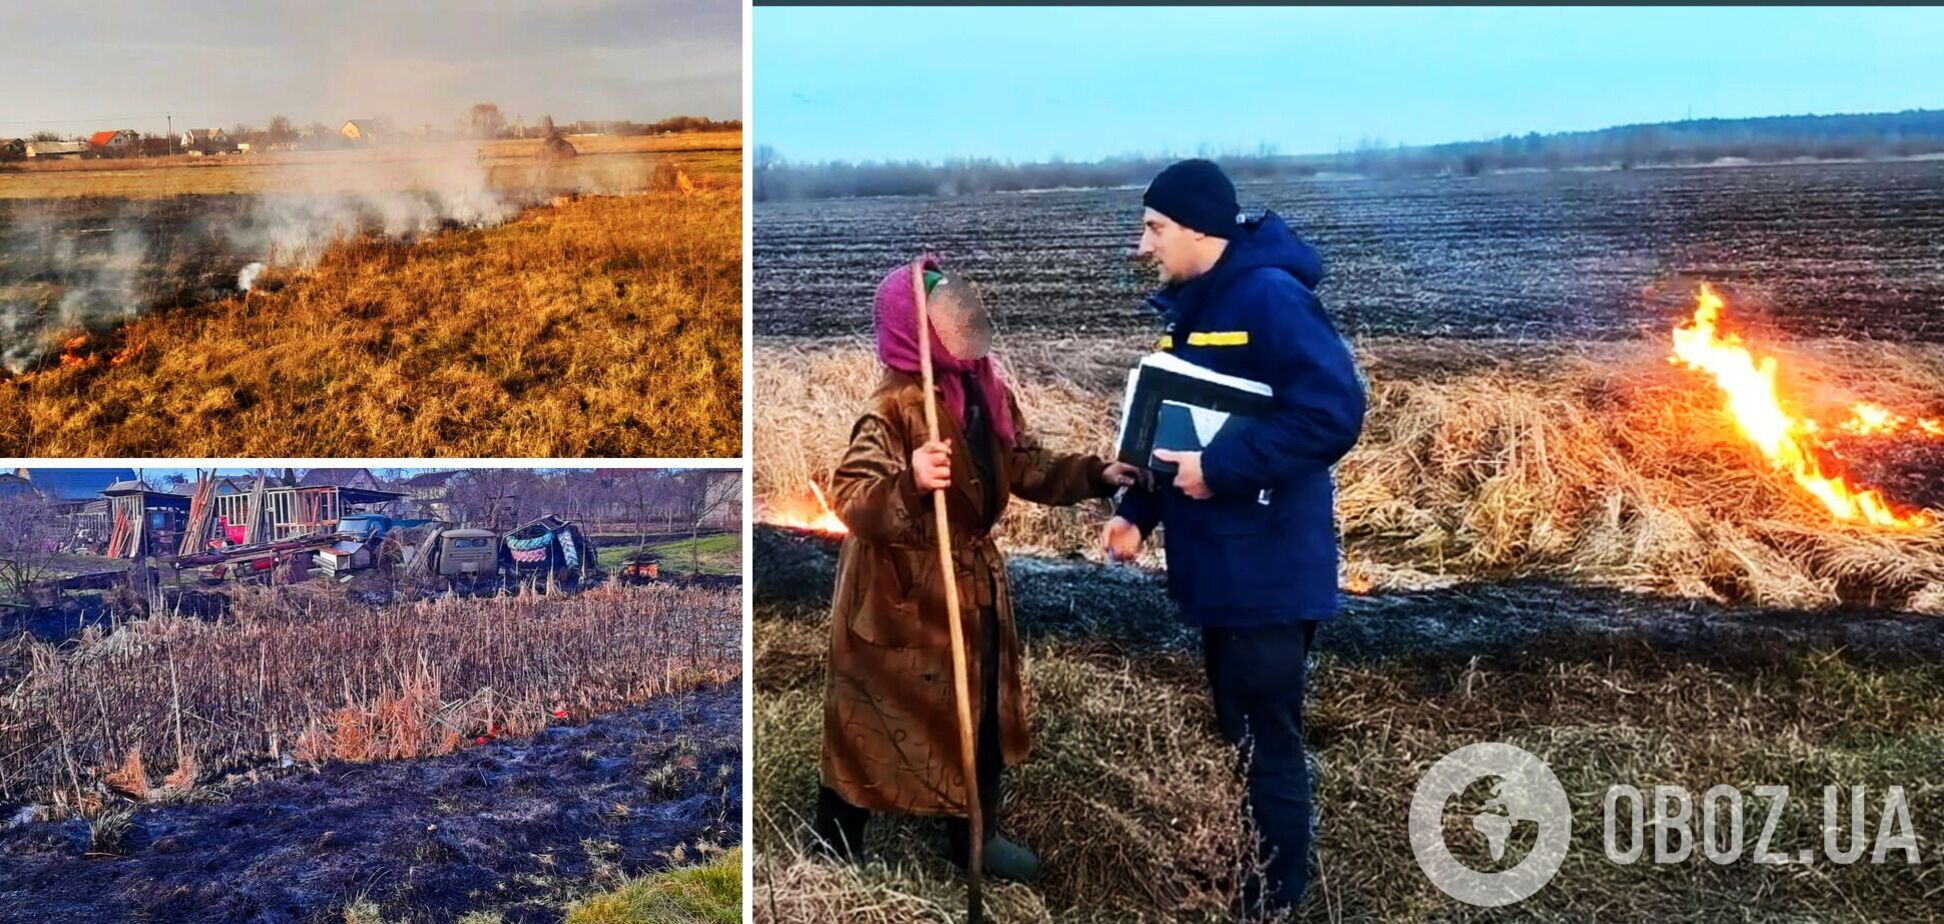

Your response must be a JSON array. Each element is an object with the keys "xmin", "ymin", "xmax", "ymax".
[{"xmin": 813, "ymin": 257, "xmax": 1139, "ymax": 882}]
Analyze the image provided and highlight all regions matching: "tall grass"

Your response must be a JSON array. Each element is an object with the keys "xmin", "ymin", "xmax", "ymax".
[
  {"xmin": 754, "ymin": 337, "xmax": 1944, "ymax": 611},
  {"xmin": 0, "ymin": 583, "xmax": 739, "ymax": 807}
]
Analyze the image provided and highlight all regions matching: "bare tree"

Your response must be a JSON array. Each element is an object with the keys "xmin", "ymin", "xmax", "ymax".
[
  {"xmin": 0, "ymin": 493, "xmax": 64, "ymax": 601},
  {"xmin": 669, "ymin": 471, "xmax": 738, "ymax": 574},
  {"xmin": 447, "ymin": 469, "xmax": 537, "ymax": 530},
  {"xmin": 467, "ymin": 103, "xmax": 507, "ymax": 140}
]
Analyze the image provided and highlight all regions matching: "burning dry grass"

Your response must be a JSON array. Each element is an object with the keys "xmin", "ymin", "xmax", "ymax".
[
  {"xmin": 752, "ymin": 611, "xmax": 1944, "ymax": 921},
  {"xmin": 755, "ymin": 335, "xmax": 1944, "ymax": 612},
  {"xmin": 1, "ymin": 180, "xmax": 741, "ymax": 456},
  {"xmin": 0, "ymin": 582, "xmax": 739, "ymax": 807}
]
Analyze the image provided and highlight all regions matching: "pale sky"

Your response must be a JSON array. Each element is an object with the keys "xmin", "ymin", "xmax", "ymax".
[
  {"xmin": 754, "ymin": 6, "xmax": 1944, "ymax": 163},
  {"xmin": 0, "ymin": 0, "xmax": 741, "ymax": 138}
]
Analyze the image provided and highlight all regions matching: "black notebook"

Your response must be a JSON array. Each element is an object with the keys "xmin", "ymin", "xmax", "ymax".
[{"xmin": 1115, "ymin": 352, "xmax": 1275, "ymax": 474}]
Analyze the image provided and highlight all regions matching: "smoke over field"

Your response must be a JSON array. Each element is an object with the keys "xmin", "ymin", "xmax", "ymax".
[
  {"xmin": 0, "ymin": 132, "xmax": 742, "ymax": 456},
  {"xmin": 0, "ymin": 137, "xmax": 725, "ymax": 372}
]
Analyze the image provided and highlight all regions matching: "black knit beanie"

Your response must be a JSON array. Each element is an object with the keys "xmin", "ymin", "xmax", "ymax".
[{"xmin": 1143, "ymin": 159, "xmax": 1241, "ymax": 239}]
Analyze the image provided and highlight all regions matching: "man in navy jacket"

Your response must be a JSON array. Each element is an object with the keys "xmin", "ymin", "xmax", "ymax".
[{"xmin": 1103, "ymin": 159, "xmax": 1366, "ymax": 914}]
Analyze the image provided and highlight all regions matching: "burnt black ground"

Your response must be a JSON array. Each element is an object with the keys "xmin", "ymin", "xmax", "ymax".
[
  {"xmin": 755, "ymin": 524, "xmax": 1944, "ymax": 664},
  {"xmin": 754, "ymin": 159, "xmax": 1944, "ymax": 343},
  {"xmin": 0, "ymin": 683, "xmax": 741, "ymax": 924}
]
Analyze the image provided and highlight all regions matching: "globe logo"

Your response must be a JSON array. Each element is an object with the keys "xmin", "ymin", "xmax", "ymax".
[{"xmin": 1408, "ymin": 742, "xmax": 1572, "ymax": 906}]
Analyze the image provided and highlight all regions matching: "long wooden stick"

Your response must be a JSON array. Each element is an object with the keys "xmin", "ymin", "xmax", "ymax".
[{"xmin": 914, "ymin": 258, "xmax": 984, "ymax": 923}]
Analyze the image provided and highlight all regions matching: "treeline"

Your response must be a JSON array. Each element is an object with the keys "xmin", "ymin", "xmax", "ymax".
[
  {"xmin": 1357, "ymin": 108, "xmax": 1944, "ymax": 177},
  {"xmin": 756, "ymin": 108, "xmax": 1944, "ymax": 201},
  {"xmin": 753, "ymin": 147, "xmax": 1315, "ymax": 201}
]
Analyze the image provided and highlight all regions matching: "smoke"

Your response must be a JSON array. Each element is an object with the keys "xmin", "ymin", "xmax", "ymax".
[
  {"xmin": 0, "ymin": 142, "xmax": 657, "ymax": 373},
  {"xmin": 1, "ymin": 201, "xmax": 167, "ymax": 373}
]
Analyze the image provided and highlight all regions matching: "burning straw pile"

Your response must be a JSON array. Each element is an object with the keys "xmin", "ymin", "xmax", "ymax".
[
  {"xmin": 0, "ymin": 583, "xmax": 739, "ymax": 809},
  {"xmin": 756, "ymin": 287, "xmax": 1944, "ymax": 612}
]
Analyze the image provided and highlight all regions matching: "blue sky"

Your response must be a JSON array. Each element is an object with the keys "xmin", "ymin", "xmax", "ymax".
[{"xmin": 755, "ymin": 6, "xmax": 1944, "ymax": 163}]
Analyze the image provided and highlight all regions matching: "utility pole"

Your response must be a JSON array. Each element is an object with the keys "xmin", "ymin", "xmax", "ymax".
[{"xmin": 167, "ymin": 112, "xmax": 174, "ymax": 155}]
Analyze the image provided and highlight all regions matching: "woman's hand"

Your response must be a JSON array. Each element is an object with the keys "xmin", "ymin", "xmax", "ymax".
[
  {"xmin": 1102, "ymin": 462, "xmax": 1148, "ymax": 490},
  {"xmin": 912, "ymin": 439, "xmax": 953, "ymax": 492}
]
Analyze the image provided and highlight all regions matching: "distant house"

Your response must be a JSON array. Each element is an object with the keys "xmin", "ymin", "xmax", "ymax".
[
  {"xmin": 24, "ymin": 141, "xmax": 89, "ymax": 159},
  {"xmin": 10, "ymin": 468, "xmax": 139, "ymax": 511},
  {"xmin": 87, "ymin": 129, "xmax": 140, "ymax": 156},
  {"xmin": 298, "ymin": 468, "xmax": 392, "ymax": 492},
  {"xmin": 340, "ymin": 119, "xmax": 388, "ymax": 144},
  {"xmin": 399, "ymin": 470, "xmax": 466, "ymax": 520},
  {"xmin": 179, "ymin": 128, "xmax": 235, "ymax": 155}
]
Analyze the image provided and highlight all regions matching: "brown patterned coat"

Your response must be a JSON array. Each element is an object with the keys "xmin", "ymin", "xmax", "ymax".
[{"xmin": 821, "ymin": 369, "xmax": 1116, "ymax": 816}]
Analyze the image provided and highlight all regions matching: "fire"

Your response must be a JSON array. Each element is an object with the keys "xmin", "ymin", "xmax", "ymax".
[
  {"xmin": 766, "ymin": 481, "xmax": 849, "ymax": 534},
  {"xmin": 58, "ymin": 335, "xmax": 90, "ymax": 368},
  {"xmin": 1833, "ymin": 401, "xmax": 1944, "ymax": 440},
  {"xmin": 110, "ymin": 339, "xmax": 146, "ymax": 367},
  {"xmin": 1669, "ymin": 284, "xmax": 1932, "ymax": 529}
]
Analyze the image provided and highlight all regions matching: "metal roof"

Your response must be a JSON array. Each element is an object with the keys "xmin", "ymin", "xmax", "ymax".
[{"xmin": 17, "ymin": 468, "xmax": 138, "ymax": 501}]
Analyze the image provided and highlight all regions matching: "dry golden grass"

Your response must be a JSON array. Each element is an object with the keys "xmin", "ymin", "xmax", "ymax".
[
  {"xmin": 1, "ymin": 180, "xmax": 741, "ymax": 456},
  {"xmin": 752, "ymin": 612, "xmax": 1944, "ymax": 922},
  {"xmin": 754, "ymin": 335, "xmax": 1944, "ymax": 611},
  {"xmin": 754, "ymin": 618, "xmax": 1257, "ymax": 924},
  {"xmin": 0, "ymin": 131, "xmax": 741, "ymax": 199}
]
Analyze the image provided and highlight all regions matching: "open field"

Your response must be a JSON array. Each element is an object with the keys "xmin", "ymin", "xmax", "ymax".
[
  {"xmin": 1, "ymin": 174, "xmax": 741, "ymax": 455},
  {"xmin": 596, "ymin": 532, "xmax": 743, "ymax": 578},
  {"xmin": 0, "ymin": 131, "xmax": 741, "ymax": 455},
  {"xmin": 0, "ymin": 131, "xmax": 740, "ymax": 199},
  {"xmin": 754, "ymin": 159, "xmax": 1944, "ymax": 342},
  {"xmin": 0, "ymin": 581, "xmax": 741, "ymax": 922}
]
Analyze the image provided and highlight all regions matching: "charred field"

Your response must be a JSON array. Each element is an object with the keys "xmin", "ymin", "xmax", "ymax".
[
  {"xmin": 0, "ymin": 582, "xmax": 742, "ymax": 923},
  {"xmin": 754, "ymin": 159, "xmax": 1944, "ymax": 342},
  {"xmin": 752, "ymin": 160, "xmax": 1944, "ymax": 920},
  {"xmin": 0, "ymin": 132, "xmax": 743, "ymax": 457}
]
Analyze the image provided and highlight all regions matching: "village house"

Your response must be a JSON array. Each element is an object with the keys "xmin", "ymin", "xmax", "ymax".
[
  {"xmin": 340, "ymin": 119, "xmax": 391, "ymax": 144},
  {"xmin": 86, "ymin": 129, "xmax": 140, "ymax": 157},
  {"xmin": 399, "ymin": 470, "xmax": 465, "ymax": 520},
  {"xmin": 179, "ymin": 128, "xmax": 236, "ymax": 155},
  {"xmin": 24, "ymin": 140, "xmax": 89, "ymax": 159}
]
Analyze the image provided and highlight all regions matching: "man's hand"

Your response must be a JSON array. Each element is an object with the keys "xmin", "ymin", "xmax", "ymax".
[
  {"xmin": 912, "ymin": 439, "xmax": 953, "ymax": 492},
  {"xmin": 1151, "ymin": 449, "xmax": 1211, "ymax": 499},
  {"xmin": 1102, "ymin": 461, "xmax": 1148, "ymax": 490},
  {"xmin": 1101, "ymin": 515, "xmax": 1143, "ymax": 562}
]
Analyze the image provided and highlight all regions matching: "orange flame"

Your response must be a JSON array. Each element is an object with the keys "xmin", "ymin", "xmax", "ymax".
[
  {"xmin": 766, "ymin": 481, "xmax": 849, "ymax": 534},
  {"xmin": 110, "ymin": 339, "xmax": 146, "ymax": 367},
  {"xmin": 58, "ymin": 334, "xmax": 91, "ymax": 368},
  {"xmin": 1670, "ymin": 284, "xmax": 1931, "ymax": 529},
  {"xmin": 1833, "ymin": 401, "xmax": 1944, "ymax": 440}
]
